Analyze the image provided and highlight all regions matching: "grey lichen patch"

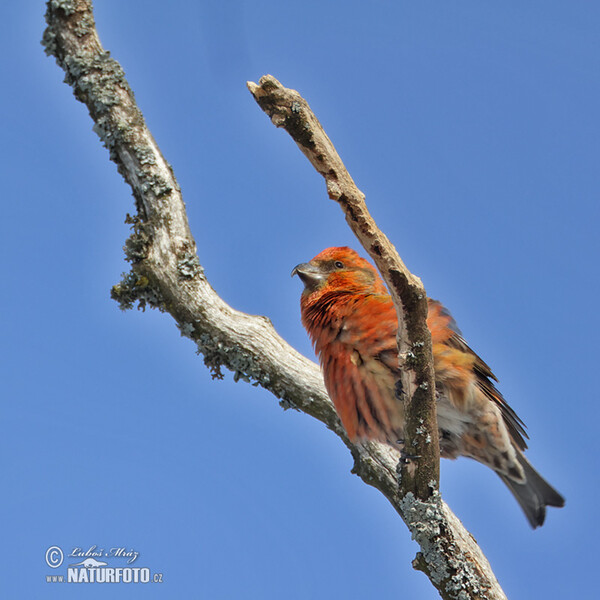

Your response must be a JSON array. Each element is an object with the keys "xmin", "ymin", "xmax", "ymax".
[
  {"xmin": 72, "ymin": 11, "xmax": 95, "ymax": 37},
  {"xmin": 402, "ymin": 491, "xmax": 490, "ymax": 599},
  {"xmin": 124, "ymin": 232, "xmax": 150, "ymax": 263},
  {"xmin": 140, "ymin": 172, "xmax": 173, "ymax": 198},
  {"xmin": 400, "ymin": 491, "xmax": 448, "ymax": 584},
  {"xmin": 41, "ymin": 27, "xmax": 58, "ymax": 57},
  {"xmin": 178, "ymin": 322, "xmax": 196, "ymax": 338},
  {"xmin": 194, "ymin": 333, "xmax": 285, "ymax": 398},
  {"xmin": 123, "ymin": 213, "xmax": 152, "ymax": 263},
  {"xmin": 49, "ymin": 0, "xmax": 76, "ymax": 16},
  {"xmin": 43, "ymin": 1, "xmax": 85, "ymax": 55},
  {"xmin": 111, "ymin": 271, "xmax": 164, "ymax": 312},
  {"xmin": 195, "ymin": 335, "xmax": 225, "ymax": 380},
  {"xmin": 228, "ymin": 346, "xmax": 270, "ymax": 386},
  {"xmin": 60, "ymin": 50, "xmax": 128, "ymax": 118},
  {"xmin": 136, "ymin": 146, "xmax": 157, "ymax": 166},
  {"xmin": 77, "ymin": 53, "xmax": 125, "ymax": 110},
  {"xmin": 177, "ymin": 253, "xmax": 204, "ymax": 279}
]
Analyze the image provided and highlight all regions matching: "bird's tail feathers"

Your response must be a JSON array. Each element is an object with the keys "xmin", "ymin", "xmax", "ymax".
[{"xmin": 497, "ymin": 452, "xmax": 564, "ymax": 528}]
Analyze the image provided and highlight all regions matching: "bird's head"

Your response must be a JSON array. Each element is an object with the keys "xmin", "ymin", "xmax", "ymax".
[{"xmin": 292, "ymin": 247, "xmax": 385, "ymax": 296}]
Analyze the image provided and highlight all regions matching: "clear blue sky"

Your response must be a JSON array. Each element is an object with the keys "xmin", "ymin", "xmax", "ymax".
[{"xmin": 1, "ymin": 1, "xmax": 598, "ymax": 598}]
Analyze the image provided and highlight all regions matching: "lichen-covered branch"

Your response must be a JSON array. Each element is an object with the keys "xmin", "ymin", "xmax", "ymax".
[{"xmin": 43, "ymin": 2, "xmax": 506, "ymax": 598}]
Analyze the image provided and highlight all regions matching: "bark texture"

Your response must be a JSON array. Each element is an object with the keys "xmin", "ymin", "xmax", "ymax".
[{"xmin": 43, "ymin": 2, "xmax": 507, "ymax": 598}]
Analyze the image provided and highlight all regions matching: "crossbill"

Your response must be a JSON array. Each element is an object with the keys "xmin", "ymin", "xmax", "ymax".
[{"xmin": 292, "ymin": 246, "xmax": 564, "ymax": 528}]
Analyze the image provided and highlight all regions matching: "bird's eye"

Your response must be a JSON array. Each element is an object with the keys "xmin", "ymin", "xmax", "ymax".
[{"xmin": 334, "ymin": 261, "xmax": 344, "ymax": 269}]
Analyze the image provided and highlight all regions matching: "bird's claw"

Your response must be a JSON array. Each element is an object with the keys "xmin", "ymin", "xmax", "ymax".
[
  {"xmin": 399, "ymin": 451, "xmax": 421, "ymax": 464},
  {"xmin": 395, "ymin": 438, "xmax": 420, "ymax": 463},
  {"xmin": 395, "ymin": 450, "xmax": 421, "ymax": 480}
]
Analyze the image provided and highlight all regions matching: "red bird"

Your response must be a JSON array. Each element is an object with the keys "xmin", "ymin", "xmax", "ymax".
[{"xmin": 292, "ymin": 246, "xmax": 564, "ymax": 528}]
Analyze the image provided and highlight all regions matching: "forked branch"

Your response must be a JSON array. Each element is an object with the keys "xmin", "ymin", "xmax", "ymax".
[{"xmin": 43, "ymin": 2, "xmax": 506, "ymax": 598}]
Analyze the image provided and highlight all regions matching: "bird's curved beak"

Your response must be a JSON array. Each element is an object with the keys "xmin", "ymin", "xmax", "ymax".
[{"xmin": 291, "ymin": 262, "xmax": 326, "ymax": 290}]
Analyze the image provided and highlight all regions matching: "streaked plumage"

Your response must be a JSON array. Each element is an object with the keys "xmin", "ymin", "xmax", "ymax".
[{"xmin": 293, "ymin": 246, "xmax": 564, "ymax": 527}]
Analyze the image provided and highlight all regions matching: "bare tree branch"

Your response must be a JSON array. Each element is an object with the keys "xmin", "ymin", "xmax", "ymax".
[
  {"xmin": 42, "ymin": 2, "xmax": 507, "ymax": 598},
  {"xmin": 247, "ymin": 75, "xmax": 440, "ymax": 502}
]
